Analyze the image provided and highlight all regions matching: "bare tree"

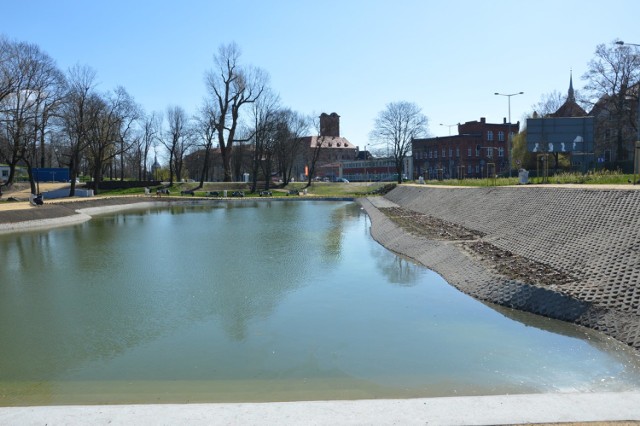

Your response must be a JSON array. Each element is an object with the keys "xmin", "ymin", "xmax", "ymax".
[
  {"xmin": 194, "ymin": 101, "xmax": 219, "ymax": 188},
  {"xmin": 583, "ymin": 40, "xmax": 640, "ymax": 162},
  {"xmin": 59, "ymin": 65, "xmax": 99, "ymax": 196},
  {"xmin": 532, "ymin": 91, "xmax": 565, "ymax": 117},
  {"xmin": 0, "ymin": 39, "xmax": 65, "ymax": 192},
  {"xmin": 370, "ymin": 101, "xmax": 429, "ymax": 183},
  {"xmin": 84, "ymin": 92, "xmax": 116, "ymax": 194},
  {"xmin": 304, "ymin": 114, "xmax": 327, "ymax": 188},
  {"xmin": 161, "ymin": 106, "xmax": 191, "ymax": 185},
  {"xmin": 111, "ymin": 86, "xmax": 140, "ymax": 181},
  {"xmin": 82, "ymin": 87, "xmax": 140, "ymax": 193},
  {"xmin": 205, "ymin": 42, "xmax": 266, "ymax": 181},
  {"xmin": 135, "ymin": 111, "xmax": 160, "ymax": 180},
  {"xmin": 275, "ymin": 110, "xmax": 309, "ymax": 185},
  {"xmin": 249, "ymin": 88, "xmax": 280, "ymax": 192},
  {"xmin": 0, "ymin": 36, "xmax": 18, "ymax": 104}
]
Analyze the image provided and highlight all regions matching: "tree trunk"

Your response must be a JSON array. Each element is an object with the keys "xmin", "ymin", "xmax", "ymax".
[{"xmin": 198, "ymin": 147, "xmax": 211, "ymax": 190}]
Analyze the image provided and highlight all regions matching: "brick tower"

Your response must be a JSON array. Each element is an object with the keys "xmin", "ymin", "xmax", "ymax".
[{"xmin": 320, "ymin": 112, "xmax": 340, "ymax": 137}]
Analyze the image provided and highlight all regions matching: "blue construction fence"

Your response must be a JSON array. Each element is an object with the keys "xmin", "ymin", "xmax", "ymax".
[{"xmin": 32, "ymin": 168, "xmax": 70, "ymax": 182}]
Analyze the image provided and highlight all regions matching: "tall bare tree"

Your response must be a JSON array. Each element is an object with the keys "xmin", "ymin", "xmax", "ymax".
[
  {"xmin": 194, "ymin": 101, "xmax": 219, "ymax": 188},
  {"xmin": 111, "ymin": 86, "xmax": 140, "ymax": 181},
  {"xmin": 83, "ymin": 87, "xmax": 139, "ymax": 193},
  {"xmin": 583, "ymin": 40, "xmax": 640, "ymax": 162},
  {"xmin": 304, "ymin": 114, "xmax": 328, "ymax": 188},
  {"xmin": 370, "ymin": 101, "xmax": 429, "ymax": 183},
  {"xmin": 161, "ymin": 106, "xmax": 191, "ymax": 185},
  {"xmin": 60, "ymin": 65, "xmax": 98, "ymax": 196},
  {"xmin": 249, "ymin": 88, "xmax": 280, "ymax": 192},
  {"xmin": 275, "ymin": 110, "xmax": 309, "ymax": 185},
  {"xmin": 134, "ymin": 111, "xmax": 160, "ymax": 180},
  {"xmin": 84, "ymin": 92, "xmax": 116, "ymax": 194},
  {"xmin": 205, "ymin": 42, "xmax": 266, "ymax": 182}
]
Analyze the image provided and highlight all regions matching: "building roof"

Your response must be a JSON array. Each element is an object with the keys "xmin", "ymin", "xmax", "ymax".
[
  {"xmin": 306, "ymin": 136, "xmax": 356, "ymax": 149},
  {"xmin": 552, "ymin": 72, "xmax": 587, "ymax": 118}
]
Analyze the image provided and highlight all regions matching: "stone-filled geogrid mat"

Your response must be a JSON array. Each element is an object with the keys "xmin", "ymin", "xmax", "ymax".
[{"xmin": 360, "ymin": 186, "xmax": 640, "ymax": 351}]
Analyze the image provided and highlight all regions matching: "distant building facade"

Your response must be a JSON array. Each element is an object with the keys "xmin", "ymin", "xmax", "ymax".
[
  {"xmin": 0, "ymin": 165, "xmax": 9, "ymax": 183},
  {"xmin": 529, "ymin": 72, "xmax": 638, "ymax": 172},
  {"xmin": 527, "ymin": 73, "xmax": 595, "ymax": 173},
  {"xmin": 412, "ymin": 117, "xmax": 519, "ymax": 179},
  {"xmin": 295, "ymin": 112, "xmax": 358, "ymax": 180}
]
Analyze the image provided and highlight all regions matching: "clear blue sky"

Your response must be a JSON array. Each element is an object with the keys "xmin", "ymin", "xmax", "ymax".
[{"xmin": 3, "ymin": 0, "xmax": 640, "ymax": 148}]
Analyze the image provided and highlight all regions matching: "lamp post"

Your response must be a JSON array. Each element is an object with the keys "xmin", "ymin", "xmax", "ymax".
[
  {"xmin": 617, "ymin": 40, "xmax": 640, "ymax": 184},
  {"xmin": 439, "ymin": 123, "xmax": 457, "ymax": 136},
  {"xmin": 495, "ymin": 91, "xmax": 523, "ymax": 178}
]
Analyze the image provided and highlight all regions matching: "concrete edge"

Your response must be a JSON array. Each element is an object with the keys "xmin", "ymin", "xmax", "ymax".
[
  {"xmin": 0, "ymin": 212, "xmax": 92, "ymax": 235},
  {"xmin": 1, "ymin": 392, "xmax": 639, "ymax": 425}
]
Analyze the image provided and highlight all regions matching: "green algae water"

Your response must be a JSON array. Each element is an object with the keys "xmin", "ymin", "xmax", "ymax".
[{"xmin": 1, "ymin": 200, "xmax": 640, "ymax": 406}]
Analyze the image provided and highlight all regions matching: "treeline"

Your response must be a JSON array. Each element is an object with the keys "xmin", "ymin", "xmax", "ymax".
[{"xmin": 0, "ymin": 37, "xmax": 312, "ymax": 195}]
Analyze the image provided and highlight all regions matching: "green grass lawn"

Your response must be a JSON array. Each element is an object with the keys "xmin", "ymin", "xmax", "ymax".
[
  {"xmin": 91, "ymin": 170, "xmax": 639, "ymax": 198},
  {"xmin": 98, "ymin": 181, "xmax": 392, "ymax": 198},
  {"xmin": 420, "ymin": 170, "xmax": 637, "ymax": 187}
]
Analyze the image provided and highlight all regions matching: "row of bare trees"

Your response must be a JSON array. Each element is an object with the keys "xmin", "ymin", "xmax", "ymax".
[
  {"xmin": 1, "ymin": 36, "xmax": 312, "ymax": 195},
  {"xmin": 0, "ymin": 36, "xmax": 156, "ymax": 195}
]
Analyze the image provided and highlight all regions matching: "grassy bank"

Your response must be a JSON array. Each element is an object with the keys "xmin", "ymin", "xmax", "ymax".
[
  {"xmin": 420, "ymin": 170, "xmax": 637, "ymax": 187},
  {"xmin": 98, "ymin": 181, "xmax": 393, "ymax": 198}
]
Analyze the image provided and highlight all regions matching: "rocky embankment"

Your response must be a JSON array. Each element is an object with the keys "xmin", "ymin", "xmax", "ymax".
[{"xmin": 361, "ymin": 185, "xmax": 640, "ymax": 351}]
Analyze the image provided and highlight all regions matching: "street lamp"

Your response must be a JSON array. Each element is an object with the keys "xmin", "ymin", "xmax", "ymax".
[
  {"xmin": 439, "ymin": 123, "xmax": 458, "ymax": 136},
  {"xmin": 617, "ymin": 40, "xmax": 640, "ymax": 184},
  {"xmin": 495, "ymin": 91, "xmax": 524, "ymax": 178}
]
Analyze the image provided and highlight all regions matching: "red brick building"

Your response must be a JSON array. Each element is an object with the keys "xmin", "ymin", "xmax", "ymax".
[{"xmin": 412, "ymin": 117, "xmax": 520, "ymax": 179}]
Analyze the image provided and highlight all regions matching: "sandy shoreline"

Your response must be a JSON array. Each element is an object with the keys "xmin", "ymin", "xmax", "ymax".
[{"xmin": 0, "ymin": 196, "xmax": 164, "ymax": 233}]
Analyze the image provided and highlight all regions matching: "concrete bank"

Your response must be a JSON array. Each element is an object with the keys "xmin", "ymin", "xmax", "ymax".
[
  {"xmin": 361, "ymin": 185, "xmax": 640, "ymax": 350},
  {"xmin": 1, "ymin": 392, "xmax": 639, "ymax": 425}
]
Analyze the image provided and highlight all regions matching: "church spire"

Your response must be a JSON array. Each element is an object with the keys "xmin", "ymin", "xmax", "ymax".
[{"xmin": 568, "ymin": 69, "xmax": 575, "ymax": 103}]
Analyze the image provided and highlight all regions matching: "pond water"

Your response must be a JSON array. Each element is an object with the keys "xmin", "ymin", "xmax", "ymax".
[{"xmin": 1, "ymin": 200, "xmax": 640, "ymax": 406}]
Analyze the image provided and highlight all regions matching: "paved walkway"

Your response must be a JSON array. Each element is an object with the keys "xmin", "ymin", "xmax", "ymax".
[{"xmin": 1, "ymin": 393, "xmax": 639, "ymax": 425}]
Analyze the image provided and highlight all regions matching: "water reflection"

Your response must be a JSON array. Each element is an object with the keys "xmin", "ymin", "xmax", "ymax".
[{"xmin": 1, "ymin": 201, "xmax": 640, "ymax": 406}]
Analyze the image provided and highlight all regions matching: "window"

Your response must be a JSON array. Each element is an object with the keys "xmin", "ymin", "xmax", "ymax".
[
  {"xmin": 498, "ymin": 131, "xmax": 505, "ymax": 141},
  {"xmin": 442, "ymin": 148, "xmax": 446, "ymax": 158},
  {"xmin": 456, "ymin": 148, "xmax": 460, "ymax": 157},
  {"xmin": 475, "ymin": 165, "xmax": 480, "ymax": 173},
  {"xmin": 487, "ymin": 131, "xmax": 493, "ymax": 141},
  {"xmin": 498, "ymin": 147, "xmax": 504, "ymax": 157},
  {"xmin": 434, "ymin": 150, "xmax": 438, "ymax": 159},
  {"xmin": 449, "ymin": 148, "xmax": 453, "ymax": 158},
  {"xmin": 429, "ymin": 150, "xmax": 432, "ymax": 159},
  {"xmin": 487, "ymin": 147, "xmax": 493, "ymax": 158},
  {"xmin": 475, "ymin": 147, "xmax": 480, "ymax": 157},
  {"xmin": 467, "ymin": 164, "xmax": 472, "ymax": 174},
  {"xmin": 467, "ymin": 147, "xmax": 472, "ymax": 157}
]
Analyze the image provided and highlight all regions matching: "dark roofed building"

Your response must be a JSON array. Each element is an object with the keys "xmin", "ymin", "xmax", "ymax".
[{"xmin": 551, "ymin": 72, "xmax": 587, "ymax": 118}]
